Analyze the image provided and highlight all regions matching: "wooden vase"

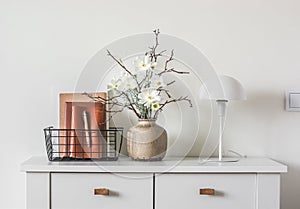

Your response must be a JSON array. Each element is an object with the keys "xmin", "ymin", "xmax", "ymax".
[{"xmin": 127, "ymin": 119, "xmax": 167, "ymax": 161}]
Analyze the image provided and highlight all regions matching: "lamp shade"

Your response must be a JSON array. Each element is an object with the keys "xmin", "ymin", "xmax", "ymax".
[{"xmin": 199, "ymin": 75, "xmax": 246, "ymax": 101}]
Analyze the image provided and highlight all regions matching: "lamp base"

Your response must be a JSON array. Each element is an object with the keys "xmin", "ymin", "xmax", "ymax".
[{"xmin": 198, "ymin": 157, "xmax": 240, "ymax": 163}]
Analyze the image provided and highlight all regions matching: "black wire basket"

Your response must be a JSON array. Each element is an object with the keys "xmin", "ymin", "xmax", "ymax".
[{"xmin": 44, "ymin": 126, "xmax": 123, "ymax": 161}]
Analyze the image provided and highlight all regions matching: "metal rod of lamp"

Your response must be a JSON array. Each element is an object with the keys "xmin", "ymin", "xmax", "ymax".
[{"xmin": 217, "ymin": 100, "xmax": 227, "ymax": 161}]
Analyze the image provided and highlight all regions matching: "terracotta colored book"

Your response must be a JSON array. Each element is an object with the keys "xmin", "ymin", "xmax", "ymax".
[{"xmin": 67, "ymin": 102, "xmax": 106, "ymax": 159}]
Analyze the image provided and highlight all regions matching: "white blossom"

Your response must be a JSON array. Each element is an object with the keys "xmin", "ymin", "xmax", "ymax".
[
  {"xmin": 151, "ymin": 102, "xmax": 160, "ymax": 111},
  {"xmin": 134, "ymin": 55, "xmax": 151, "ymax": 71},
  {"xmin": 150, "ymin": 76, "xmax": 166, "ymax": 89},
  {"xmin": 150, "ymin": 62, "xmax": 158, "ymax": 70},
  {"xmin": 138, "ymin": 89, "xmax": 161, "ymax": 107},
  {"xmin": 108, "ymin": 78, "xmax": 122, "ymax": 91}
]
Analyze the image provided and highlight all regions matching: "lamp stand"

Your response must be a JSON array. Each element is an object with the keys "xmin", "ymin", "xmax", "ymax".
[
  {"xmin": 205, "ymin": 100, "xmax": 239, "ymax": 163},
  {"xmin": 217, "ymin": 100, "xmax": 226, "ymax": 161},
  {"xmin": 198, "ymin": 75, "xmax": 246, "ymax": 163}
]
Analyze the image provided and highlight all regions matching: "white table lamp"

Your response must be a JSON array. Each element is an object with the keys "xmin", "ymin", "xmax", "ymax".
[{"xmin": 199, "ymin": 75, "xmax": 246, "ymax": 162}]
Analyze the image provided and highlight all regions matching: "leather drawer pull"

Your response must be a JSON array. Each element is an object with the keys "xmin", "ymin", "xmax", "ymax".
[
  {"xmin": 94, "ymin": 188, "xmax": 110, "ymax": 196},
  {"xmin": 199, "ymin": 188, "xmax": 215, "ymax": 195}
]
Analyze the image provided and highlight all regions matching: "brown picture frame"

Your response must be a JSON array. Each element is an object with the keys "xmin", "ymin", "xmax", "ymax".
[
  {"xmin": 59, "ymin": 92, "xmax": 107, "ymax": 159},
  {"xmin": 59, "ymin": 92, "xmax": 106, "ymax": 129}
]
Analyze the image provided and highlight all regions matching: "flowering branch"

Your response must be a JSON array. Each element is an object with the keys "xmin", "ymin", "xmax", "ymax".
[{"xmin": 86, "ymin": 29, "xmax": 192, "ymax": 120}]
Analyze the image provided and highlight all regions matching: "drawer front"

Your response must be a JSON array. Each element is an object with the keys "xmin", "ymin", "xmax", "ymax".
[
  {"xmin": 51, "ymin": 173, "xmax": 152, "ymax": 209},
  {"xmin": 156, "ymin": 174, "xmax": 256, "ymax": 209}
]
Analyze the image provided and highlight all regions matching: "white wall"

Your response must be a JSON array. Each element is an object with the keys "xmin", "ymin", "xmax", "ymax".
[{"xmin": 0, "ymin": 0, "xmax": 299, "ymax": 208}]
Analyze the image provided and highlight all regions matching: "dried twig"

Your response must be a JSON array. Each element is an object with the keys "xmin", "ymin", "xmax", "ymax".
[
  {"xmin": 166, "ymin": 80, "xmax": 176, "ymax": 86},
  {"xmin": 83, "ymin": 92, "xmax": 141, "ymax": 118},
  {"xmin": 158, "ymin": 88, "xmax": 172, "ymax": 98},
  {"xmin": 147, "ymin": 29, "xmax": 168, "ymax": 62},
  {"xmin": 158, "ymin": 50, "xmax": 189, "ymax": 76},
  {"xmin": 107, "ymin": 50, "xmax": 134, "ymax": 77},
  {"xmin": 154, "ymin": 96, "xmax": 192, "ymax": 118},
  {"xmin": 83, "ymin": 92, "xmax": 123, "ymax": 106}
]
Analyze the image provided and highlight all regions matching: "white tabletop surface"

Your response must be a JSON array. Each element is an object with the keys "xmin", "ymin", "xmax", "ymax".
[{"xmin": 21, "ymin": 156, "xmax": 287, "ymax": 173}]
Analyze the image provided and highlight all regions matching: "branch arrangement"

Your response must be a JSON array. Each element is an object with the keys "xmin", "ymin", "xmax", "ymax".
[{"xmin": 87, "ymin": 29, "xmax": 192, "ymax": 119}]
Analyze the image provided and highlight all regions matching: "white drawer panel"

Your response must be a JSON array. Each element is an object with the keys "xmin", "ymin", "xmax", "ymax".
[
  {"xmin": 51, "ymin": 173, "xmax": 152, "ymax": 209},
  {"xmin": 156, "ymin": 174, "xmax": 256, "ymax": 209}
]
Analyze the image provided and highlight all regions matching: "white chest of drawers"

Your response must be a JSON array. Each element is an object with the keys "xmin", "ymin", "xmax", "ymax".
[{"xmin": 21, "ymin": 157, "xmax": 287, "ymax": 209}]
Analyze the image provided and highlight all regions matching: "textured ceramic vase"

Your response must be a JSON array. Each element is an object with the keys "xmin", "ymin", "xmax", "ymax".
[{"xmin": 127, "ymin": 119, "xmax": 167, "ymax": 161}]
